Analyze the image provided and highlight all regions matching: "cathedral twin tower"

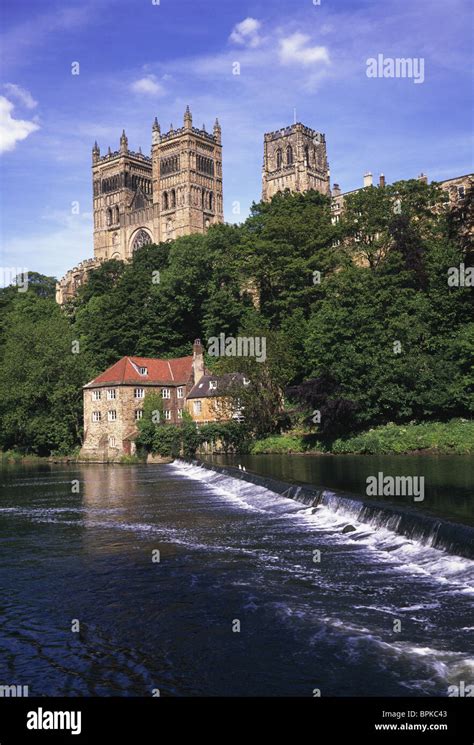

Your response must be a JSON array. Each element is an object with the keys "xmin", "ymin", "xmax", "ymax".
[{"xmin": 92, "ymin": 106, "xmax": 224, "ymax": 262}]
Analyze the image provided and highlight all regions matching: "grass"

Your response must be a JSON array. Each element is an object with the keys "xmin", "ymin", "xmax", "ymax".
[
  {"xmin": 251, "ymin": 435, "xmax": 308, "ymax": 454},
  {"xmin": 250, "ymin": 419, "xmax": 474, "ymax": 456},
  {"xmin": 331, "ymin": 419, "xmax": 474, "ymax": 455}
]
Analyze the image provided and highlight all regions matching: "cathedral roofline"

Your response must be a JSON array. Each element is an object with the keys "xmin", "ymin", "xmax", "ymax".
[
  {"xmin": 264, "ymin": 122, "xmax": 326, "ymax": 142},
  {"xmin": 159, "ymin": 124, "xmax": 220, "ymax": 144},
  {"xmin": 94, "ymin": 149, "xmax": 152, "ymax": 164}
]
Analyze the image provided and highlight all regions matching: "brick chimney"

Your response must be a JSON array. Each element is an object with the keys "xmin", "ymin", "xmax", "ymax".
[
  {"xmin": 332, "ymin": 183, "xmax": 341, "ymax": 197},
  {"xmin": 364, "ymin": 172, "xmax": 373, "ymax": 187},
  {"xmin": 192, "ymin": 339, "xmax": 205, "ymax": 384},
  {"xmin": 379, "ymin": 173, "xmax": 386, "ymax": 188}
]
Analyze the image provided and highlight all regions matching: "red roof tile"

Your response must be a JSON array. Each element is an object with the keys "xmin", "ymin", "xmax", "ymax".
[{"xmin": 84, "ymin": 355, "xmax": 194, "ymax": 388}]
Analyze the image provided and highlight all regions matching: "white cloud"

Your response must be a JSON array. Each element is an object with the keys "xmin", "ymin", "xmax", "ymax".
[
  {"xmin": 3, "ymin": 83, "xmax": 37, "ymax": 109},
  {"xmin": 229, "ymin": 17, "xmax": 262, "ymax": 48},
  {"xmin": 130, "ymin": 75, "xmax": 165, "ymax": 96},
  {"xmin": 279, "ymin": 33, "xmax": 330, "ymax": 66},
  {"xmin": 0, "ymin": 96, "xmax": 39, "ymax": 154}
]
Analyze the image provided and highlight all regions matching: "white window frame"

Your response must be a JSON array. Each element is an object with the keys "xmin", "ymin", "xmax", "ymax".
[
  {"xmin": 92, "ymin": 411, "xmax": 101, "ymax": 423},
  {"xmin": 134, "ymin": 388, "xmax": 145, "ymax": 399},
  {"xmin": 209, "ymin": 380, "xmax": 217, "ymax": 390},
  {"xmin": 92, "ymin": 390, "xmax": 101, "ymax": 401},
  {"xmin": 193, "ymin": 400, "xmax": 202, "ymax": 415},
  {"xmin": 109, "ymin": 436, "xmax": 116, "ymax": 448},
  {"xmin": 107, "ymin": 410, "xmax": 117, "ymax": 422},
  {"xmin": 107, "ymin": 389, "xmax": 117, "ymax": 400},
  {"xmin": 135, "ymin": 409, "xmax": 143, "ymax": 421},
  {"xmin": 164, "ymin": 409, "xmax": 172, "ymax": 420},
  {"xmin": 139, "ymin": 366, "xmax": 148, "ymax": 375},
  {"xmin": 161, "ymin": 388, "xmax": 171, "ymax": 399},
  {"xmin": 177, "ymin": 386, "xmax": 184, "ymax": 399},
  {"xmin": 177, "ymin": 408, "xmax": 183, "ymax": 419}
]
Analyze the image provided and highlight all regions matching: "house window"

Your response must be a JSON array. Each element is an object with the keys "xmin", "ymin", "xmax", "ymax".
[
  {"xmin": 177, "ymin": 408, "xmax": 183, "ymax": 419},
  {"xmin": 92, "ymin": 390, "xmax": 101, "ymax": 401},
  {"xmin": 276, "ymin": 148, "xmax": 282, "ymax": 169},
  {"xmin": 286, "ymin": 145, "xmax": 293, "ymax": 165},
  {"xmin": 138, "ymin": 367, "xmax": 147, "ymax": 376},
  {"xmin": 243, "ymin": 377, "xmax": 250, "ymax": 386},
  {"xmin": 108, "ymin": 410, "xmax": 117, "ymax": 421},
  {"xmin": 135, "ymin": 409, "xmax": 143, "ymax": 420},
  {"xmin": 162, "ymin": 388, "xmax": 171, "ymax": 399},
  {"xmin": 109, "ymin": 436, "xmax": 116, "ymax": 448},
  {"xmin": 92, "ymin": 411, "xmax": 101, "ymax": 422},
  {"xmin": 458, "ymin": 186, "xmax": 465, "ymax": 198},
  {"xmin": 177, "ymin": 386, "xmax": 184, "ymax": 399},
  {"xmin": 209, "ymin": 380, "xmax": 217, "ymax": 390},
  {"xmin": 164, "ymin": 410, "xmax": 171, "ymax": 420},
  {"xmin": 134, "ymin": 388, "xmax": 145, "ymax": 399},
  {"xmin": 193, "ymin": 400, "xmax": 202, "ymax": 414},
  {"xmin": 107, "ymin": 389, "xmax": 117, "ymax": 400}
]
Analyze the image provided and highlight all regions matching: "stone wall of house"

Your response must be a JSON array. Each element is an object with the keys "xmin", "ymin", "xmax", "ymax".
[{"xmin": 80, "ymin": 383, "xmax": 187, "ymax": 460}]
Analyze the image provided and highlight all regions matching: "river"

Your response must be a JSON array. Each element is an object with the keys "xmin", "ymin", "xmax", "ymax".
[{"xmin": 0, "ymin": 456, "xmax": 472, "ymax": 696}]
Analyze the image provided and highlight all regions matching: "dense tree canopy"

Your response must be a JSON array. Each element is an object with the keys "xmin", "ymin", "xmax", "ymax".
[{"xmin": 0, "ymin": 181, "xmax": 472, "ymax": 454}]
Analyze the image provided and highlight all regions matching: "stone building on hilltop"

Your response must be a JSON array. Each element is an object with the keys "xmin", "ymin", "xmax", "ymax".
[{"xmin": 56, "ymin": 107, "xmax": 223, "ymax": 304}]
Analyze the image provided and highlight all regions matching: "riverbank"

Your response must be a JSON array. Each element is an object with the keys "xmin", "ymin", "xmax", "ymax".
[{"xmin": 251, "ymin": 419, "xmax": 474, "ymax": 456}]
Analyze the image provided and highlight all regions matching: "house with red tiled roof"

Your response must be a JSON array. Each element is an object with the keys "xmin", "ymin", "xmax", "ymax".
[{"xmin": 80, "ymin": 339, "xmax": 206, "ymax": 459}]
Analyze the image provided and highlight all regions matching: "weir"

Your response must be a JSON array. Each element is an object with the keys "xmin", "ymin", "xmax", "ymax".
[{"xmin": 185, "ymin": 459, "xmax": 474, "ymax": 560}]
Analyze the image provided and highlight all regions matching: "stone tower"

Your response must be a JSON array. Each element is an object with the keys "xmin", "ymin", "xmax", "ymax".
[
  {"xmin": 90, "ymin": 107, "xmax": 223, "ymax": 263},
  {"xmin": 92, "ymin": 131, "xmax": 155, "ymax": 262},
  {"xmin": 152, "ymin": 106, "xmax": 223, "ymax": 241},
  {"xmin": 262, "ymin": 122, "xmax": 330, "ymax": 202}
]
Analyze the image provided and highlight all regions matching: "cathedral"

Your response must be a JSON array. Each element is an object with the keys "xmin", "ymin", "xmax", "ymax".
[
  {"xmin": 56, "ymin": 107, "xmax": 224, "ymax": 302},
  {"xmin": 55, "ymin": 111, "xmax": 471, "ymax": 304},
  {"xmin": 93, "ymin": 107, "xmax": 223, "ymax": 261}
]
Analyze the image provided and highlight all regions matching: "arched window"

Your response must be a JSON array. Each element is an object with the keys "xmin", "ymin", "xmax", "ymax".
[
  {"xmin": 106, "ymin": 208, "xmax": 112, "ymax": 226},
  {"xmin": 276, "ymin": 149, "xmax": 282, "ymax": 169},
  {"xmin": 304, "ymin": 145, "xmax": 310, "ymax": 167},
  {"xmin": 115, "ymin": 206, "xmax": 120, "ymax": 223},
  {"xmin": 131, "ymin": 229, "xmax": 152, "ymax": 253},
  {"xmin": 202, "ymin": 189, "xmax": 206, "ymax": 208},
  {"xmin": 171, "ymin": 189, "xmax": 176, "ymax": 209},
  {"xmin": 209, "ymin": 192, "xmax": 214, "ymax": 211},
  {"xmin": 163, "ymin": 192, "xmax": 169, "ymax": 211},
  {"xmin": 286, "ymin": 145, "xmax": 293, "ymax": 165}
]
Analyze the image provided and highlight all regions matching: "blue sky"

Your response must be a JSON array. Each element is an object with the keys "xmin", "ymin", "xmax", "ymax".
[{"xmin": 0, "ymin": 0, "xmax": 472, "ymax": 280}]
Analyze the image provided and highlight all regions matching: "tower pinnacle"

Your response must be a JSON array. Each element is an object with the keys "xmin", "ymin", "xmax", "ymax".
[
  {"xmin": 120, "ymin": 129, "xmax": 128, "ymax": 153},
  {"xmin": 184, "ymin": 105, "xmax": 192, "ymax": 129},
  {"xmin": 152, "ymin": 117, "xmax": 161, "ymax": 145}
]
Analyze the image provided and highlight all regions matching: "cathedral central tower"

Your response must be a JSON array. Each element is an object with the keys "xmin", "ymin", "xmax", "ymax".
[{"xmin": 262, "ymin": 122, "xmax": 330, "ymax": 202}]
